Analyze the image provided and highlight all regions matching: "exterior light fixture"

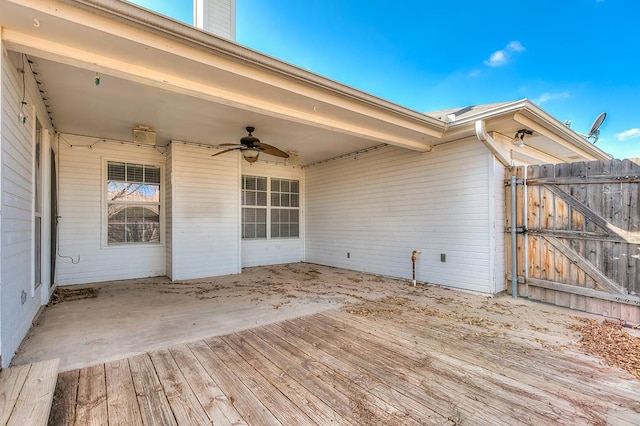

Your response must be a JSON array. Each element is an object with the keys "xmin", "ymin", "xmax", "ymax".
[{"xmin": 512, "ymin": 129, "xmax": 532, "ymax": 148}]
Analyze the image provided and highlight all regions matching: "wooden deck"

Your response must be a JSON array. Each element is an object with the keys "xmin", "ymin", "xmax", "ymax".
[
  {"xmin": 0, "ymin": 358, "xmax": 59, "ymax": 426},
  {"xmin": 49, "ymin": 296, "xmax": 640, "ymax": 425}
]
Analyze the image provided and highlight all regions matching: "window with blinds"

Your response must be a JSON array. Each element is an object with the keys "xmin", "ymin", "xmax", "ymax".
[
  {"xmin": 107, "ymin": 162, "xmax": 161, "ymax": 244},
  {"xmin": 242, "ymin": 175, "xmax": 299, "ymax": 239}
]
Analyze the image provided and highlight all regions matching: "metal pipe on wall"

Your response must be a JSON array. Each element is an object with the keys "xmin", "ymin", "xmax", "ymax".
[{"xmin": 510, "ymin": 175, "xmax": 518, "ymax": 298}]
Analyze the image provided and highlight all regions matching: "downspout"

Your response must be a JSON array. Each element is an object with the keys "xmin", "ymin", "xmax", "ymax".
[
  {"xmin": 509, "ymin": 176, "xmax": 518, "ymax": 299},
  {"xmin": 475, "ymin": 120, "xmax": 517, "ymax": 298},
  {"xmin": 475, "ymin": 120, "xmax": 511, "ymax": 167}
]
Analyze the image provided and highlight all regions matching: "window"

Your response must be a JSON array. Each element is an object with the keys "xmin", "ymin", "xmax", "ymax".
[
  {"xmin": 271, "ymin": 178, "xmax": 299, "ymax": 238},
  {"xmin": 242, "ymin": 175, "xmax": 267, "ymax": 239},
  {"xmin": 107, "ymin": 162, "xmax": 161, "ymax": 245},
  {"xmin": 242, "ymin": 175, "xmax": 299, "ymax": 239}
]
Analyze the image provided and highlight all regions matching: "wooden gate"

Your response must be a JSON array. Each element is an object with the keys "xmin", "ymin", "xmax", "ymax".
[{"xmin": 506, "ymin": 159, "xmax": 640, "ymax": 323}]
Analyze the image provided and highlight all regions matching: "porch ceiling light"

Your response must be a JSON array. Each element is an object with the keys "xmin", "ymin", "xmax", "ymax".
[
  {"xmin": 512, "ymin": 129, "xmax": 532, "ymax": 148},
  {"xmin": 242, "ymin": 148, "xmax": 260, "ymax": 163}
]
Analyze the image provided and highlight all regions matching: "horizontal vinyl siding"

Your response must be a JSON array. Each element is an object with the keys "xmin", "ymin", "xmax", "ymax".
[
  {"xmin": 56, "ymin": 135, "xmax": 166, "ymax": 285},
  {"xmin": 305, "ymin": 140, "xmax": 494, "ymax": 293},
  {"xmin": 1, "ymin": 51, "xmax": 47, "ymax": 366},
  {"xmin": 170, "ymin": 143, "xmax": 239, "ymax": 279},
  {"xmin": 204, "ymin": 0, "xmax": 234, "ymax": 40},
  {"xmin": 241, "ymin": 161, "xmax": 304, "ymax": 267},
  {"xmin": 165, "ymin": 145, "xmax": 173, "ymax": 279}
]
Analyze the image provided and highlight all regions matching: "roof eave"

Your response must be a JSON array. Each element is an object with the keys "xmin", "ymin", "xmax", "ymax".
[{"xmin": 61, "ymin": 0, "xmax": 445, "ymax": 134}]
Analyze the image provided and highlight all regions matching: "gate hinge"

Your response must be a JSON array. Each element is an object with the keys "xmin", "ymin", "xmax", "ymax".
[{"xmin": 505, "ymin": 227, "xmax": 528, "ymax": 234}]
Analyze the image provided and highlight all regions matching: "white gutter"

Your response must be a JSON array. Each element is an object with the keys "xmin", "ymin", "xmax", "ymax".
[{"xmin": 475, "ymin": 120, "xmax": 512, "ymax": 166}]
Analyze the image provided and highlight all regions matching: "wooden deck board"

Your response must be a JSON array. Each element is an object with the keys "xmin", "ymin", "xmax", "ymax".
[
  {"xmin": 105, "ymin": 359, "xmax": 142, "ymax": 425},
  {"xmin": 73, "ymin": 364, "xmax": 107, "ymax": 426},
  {"xmin": 128, "ymin": 354, "xmax": 177, "ymax": 426},
  {"xmin": 148, "ymin": 348, "xmax": 211, "ymax": 425},
  {"xmin": 48, "ymin": 299, "xmax": 640, "ymax": 425},
  {"xmin": 1, "ymin": 359, "xmax": 59, "ymax": 426}
]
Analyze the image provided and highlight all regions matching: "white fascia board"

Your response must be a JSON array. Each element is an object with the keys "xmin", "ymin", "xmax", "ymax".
[
  {"xmin": 512, "ymin": 103, "xmax": 611, "ymax": 161},
  {"xmin": 445, "ymin": 99, "xmax": 610, "ymax": 161},
  {"xmin": 9, "ymin": 0, "xmax": 443, "ymax": 146}
]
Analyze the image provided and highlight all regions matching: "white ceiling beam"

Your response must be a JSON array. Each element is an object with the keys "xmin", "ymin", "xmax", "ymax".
[{"xmin": 3, "ymin": 29, "xmax": 435, "ymax": 152}]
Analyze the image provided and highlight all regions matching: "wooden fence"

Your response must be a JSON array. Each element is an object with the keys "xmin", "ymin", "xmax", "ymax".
[{"xmin": 506, "ymin": 159, "xmax": 640, "ymax": 323}]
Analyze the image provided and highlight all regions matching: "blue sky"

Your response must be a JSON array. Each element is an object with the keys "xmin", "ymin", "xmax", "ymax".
[{"xmin": 130, "ymin": 0, "xmax": 639, "ymax": 160}]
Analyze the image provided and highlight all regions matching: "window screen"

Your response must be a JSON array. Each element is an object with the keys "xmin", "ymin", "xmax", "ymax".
[{"xmin": 107, "ymin": 162, "xmax": 161, "ymax": 244}]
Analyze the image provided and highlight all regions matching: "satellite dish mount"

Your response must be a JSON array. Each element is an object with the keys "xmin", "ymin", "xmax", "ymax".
[{"xmin": 579, "ymin": 112, "xmax": 606, "ymax": 144}]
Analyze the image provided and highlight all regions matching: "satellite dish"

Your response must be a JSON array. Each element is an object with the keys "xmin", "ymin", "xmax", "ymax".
[{"xmin": 584, "ymin": 112, "xmax": 606, "ymax": 144}]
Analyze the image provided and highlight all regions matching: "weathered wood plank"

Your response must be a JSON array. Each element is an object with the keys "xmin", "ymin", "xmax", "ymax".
[
  {"xmin": 74, "ymin": 364, "xmax": 107, "ymax": 426},
  {"xmin": 105, "ymin": 358, "xmax": 142, "ymax": 425},
  {"xmin": 321, "ymin": 308, "xmax": 639, "ymax": 424},
  {"xmin": 542, "ymin": 236, "xmax": 626, "ymax": 294},
  {"xmin": 525, "ymin": 277, "xmax": 640, "ymax": 307},
  {"xmin": 148, "ymin": 348, "xmax": 211, "ymax": 426},
  {"xmin": 189, "ymin": 340, "xmax": 282, "ymax": 425},
  {"xmin": 0, "ymin": 363, "xmax": 30, "ymax": 425},
  {"xmin": 128, "ymin": 354, "xmax": 177, "ymax": 426},
  {"xmin": 239, "ymin": 327, "xmax": 361, "ymax": 424},
  {"xmin": 168, "ymin": 344, "xmax": 243, "ymax": 425},
  {"xmin": 264, "ymin": 323, "xmax": 428, "ymax": 425},
  {"xmin": 7, "ymin": 359, "xmax": 59, "ymax": 426},
  {"xmin": 49, "ymin": 369, "xmax": 79, "ymax": 426},
  {"xmin": 220, "ymin": 332, "xmax": 349, "ymax": 425},
  {"xmin": 206, "ymin": 335, "xmax": 317, "ymax": 425}
]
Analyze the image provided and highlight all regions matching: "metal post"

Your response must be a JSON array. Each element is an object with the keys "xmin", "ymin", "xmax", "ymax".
[{"xmin": 510, "ymin": 175, "xmax": 518, "ymax": 299}]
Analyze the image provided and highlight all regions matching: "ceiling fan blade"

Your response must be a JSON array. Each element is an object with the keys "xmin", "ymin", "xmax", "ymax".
[
  {"xmin": 254, "ymin": 141, "xmax": 289, "ymax": 158},
  {"xmin": 211, "ymin": 148, "xmax": 239, "ymax": 157}
]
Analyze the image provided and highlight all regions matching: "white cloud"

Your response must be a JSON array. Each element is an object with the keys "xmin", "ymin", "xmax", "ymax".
[
  {"xmin": 468, "ymin": 69, "xmax": 482, "ymax": 78},
  {"xmin": 534, "ymin": 91, "xmax": 570, "ymax": 104},
  {"xmin": 483, "ymin": 41, "xmax": 525, "ymax": 67},
  {"xmin": 484, "ymin": 50, "xmax": 507, "ymax": 67},
  {"xmin": 507, "ymin": 41, "xmax": 525, "ymax": 52},
  {"xmin": 616, "ymin": 128, "xmax": 640, "ymax": 141}
]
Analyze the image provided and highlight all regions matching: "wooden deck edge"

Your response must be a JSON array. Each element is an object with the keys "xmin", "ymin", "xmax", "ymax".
[{"xmin": 0, "ymin": 358, "xmax": 60, "ymax": 426}]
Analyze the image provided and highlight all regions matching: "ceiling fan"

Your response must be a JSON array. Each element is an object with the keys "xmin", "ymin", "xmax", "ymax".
[{"xmin": 212, "ymin": 126, "xmax": 289, "ymax": 163}]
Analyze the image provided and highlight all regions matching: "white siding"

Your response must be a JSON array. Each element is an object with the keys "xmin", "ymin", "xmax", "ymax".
[
  {"xmin": 195, "ymin": 0, "xmax": 235, "ymax": 41},
  {"xmin": 0, "ymin": 50, "xmax": 49, "ymax": 366},
  {"xmin": 56, "ymin": 135, "xmax": 166, "ymax": 285},
  {"xmin": 241, "ymin": 161, "xmax": 304, "ymax": 267},
  {"xmin": 305, "ymin": 140, "xmax": 495, "ymax": 293},
  {"xmin": 165, "ymin": 144, "xmax": 173, "ymax": 279},
  {"xmin": 169, "ymin": 143, "xmax": 240, "ymax": 280}
]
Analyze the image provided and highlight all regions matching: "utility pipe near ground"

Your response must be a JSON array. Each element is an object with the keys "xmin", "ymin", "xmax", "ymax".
[{"xmin": 411, "ymin": 250, "xmax": 422, "ymax": 286}]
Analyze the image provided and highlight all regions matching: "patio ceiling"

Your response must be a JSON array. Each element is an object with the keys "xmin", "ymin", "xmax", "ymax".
[{"xmin": 0, "ymin": 0, "xmax": 444, "ymax": 166}]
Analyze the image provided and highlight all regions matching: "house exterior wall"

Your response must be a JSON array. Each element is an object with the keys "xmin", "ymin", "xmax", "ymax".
[
  {"xmin": 165, "ymin": 144, "xmax": 173, "ymax": 279},
  {"xmin": 168, "ymin": 143, "xmax": 240, "ymax": 280},
  {"xmin": 240, "ymin": 161, "xmax": 304, "ymax": 267},
  {"xmin": 0, "ymin": 50, "xmax": 50, "ymax": 366},
  {"xmin": 194, "ymin": 0, "xmax": 236, "ymax": 41},
  {"xmin": 305, "ymin": 140, "xmax": 497, "ymax": 293},
  {"xmin": 55, "ymin": 135, "xmax": 166, "ymax": 285}
]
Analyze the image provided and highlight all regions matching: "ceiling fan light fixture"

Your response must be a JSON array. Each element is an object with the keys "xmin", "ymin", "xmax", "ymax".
[{"xmin": 242, "ymin": 148, "xmax": 260, "ymax": 163}]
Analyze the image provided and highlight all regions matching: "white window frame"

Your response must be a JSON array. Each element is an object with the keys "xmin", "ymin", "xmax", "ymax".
[
  {"xmin": 241, "ymin": 175, "xmax": 300, "ymax": 240},
  {"xmin": 102, "ymin": 159, "xmax": 164, "ymax": 248}
]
